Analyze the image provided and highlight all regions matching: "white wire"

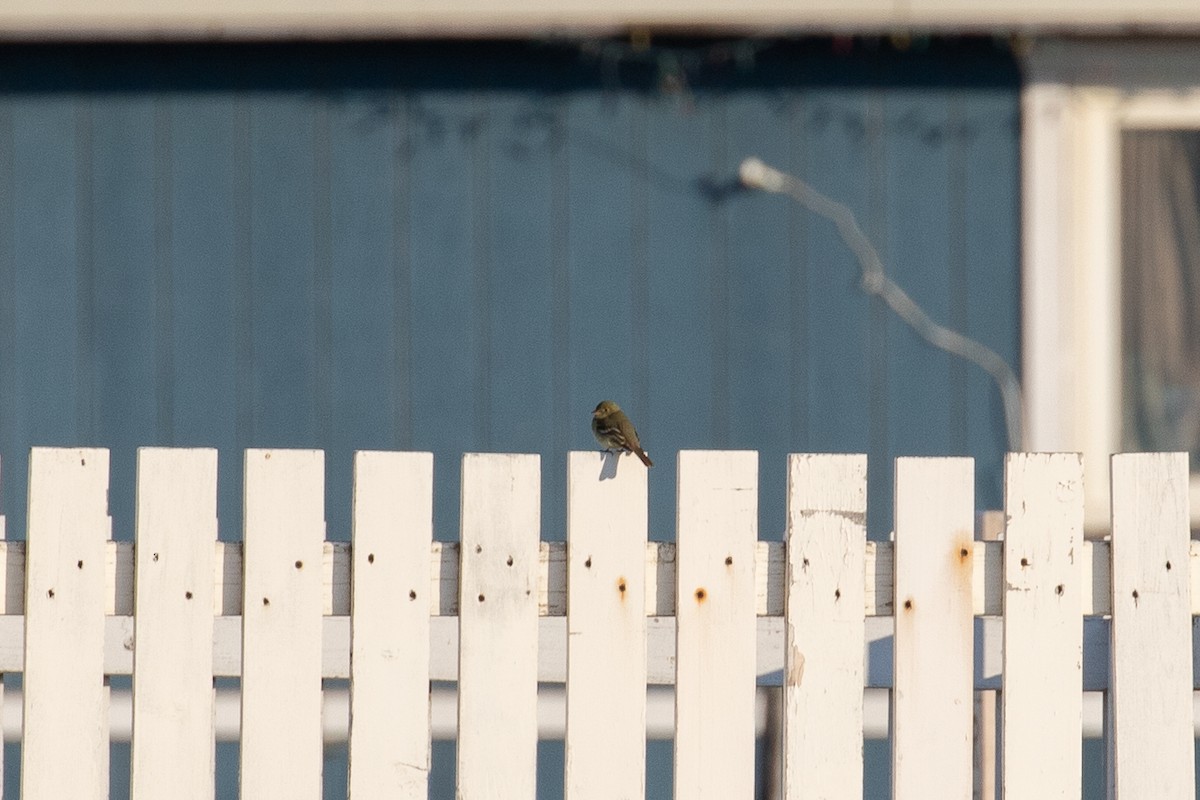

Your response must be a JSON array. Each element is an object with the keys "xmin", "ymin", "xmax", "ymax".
[{"xmin": 740, "ymin": 157, "xmax": 1023, "ymax": 452}]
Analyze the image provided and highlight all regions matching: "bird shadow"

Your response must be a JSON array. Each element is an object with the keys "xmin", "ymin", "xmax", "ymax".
[{"xmin": 598, "ymin": 451, "xmax": 620, "ymax": 481}]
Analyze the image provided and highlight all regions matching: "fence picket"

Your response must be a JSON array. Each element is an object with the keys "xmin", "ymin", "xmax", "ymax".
[
  {"xmin": 565, "ymin": 452, "xmax": 648, "ymax": 800},
  {"xmin": 240, "ymin": 449, "xmax": 326, "ymax": 800},
  {"xmin": 1109, "ymin": 452, "xmax": 1194, "ymax": 797},
  {"xmin": 892, "ymin": 457, "xmax": 975, "ymax": 800},
  {"xmin": 1001, "ymin": 452, "xmax": 1083, "ymax": 799},
  {"xmin": 22, "ymin": 447, "xmax": 111, "ymax": 800},
  {"xmin": 458, "ymin": 453, "xmax": 540, "ymax": 799},
  {"xmin": 348, "ymin": 451, "xmax": 434, "ymax": 798},
  {"xmin": 130, "ymin": 448, "xmax": 218, "ymax": 800},
  {"xmin": 783, "ymin": 453, "xmax": 866, "ymax": 799},
  {"xmin": 674, "ymin": 450, "xmax": 758, "ymax": 799}
]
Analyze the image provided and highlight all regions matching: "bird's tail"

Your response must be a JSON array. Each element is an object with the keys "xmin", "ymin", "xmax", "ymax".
[{"xmin": 633, "ymin": 447, "xmax": 653, "ymax": 468}]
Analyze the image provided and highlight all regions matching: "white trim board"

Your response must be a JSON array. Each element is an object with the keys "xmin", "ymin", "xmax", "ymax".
[
  {"xmin": 4, "ymin": 2, "xmax": 1200, "ymax": 39},
  {"xmin": 1022, "ymin": 38, "xmax": 1200, "ymax": 531}
]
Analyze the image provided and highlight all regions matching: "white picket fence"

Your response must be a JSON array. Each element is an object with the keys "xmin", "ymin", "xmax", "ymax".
[{"xmin": 0, "ymin": 447, "xmax": 1195, "ymax": 798}]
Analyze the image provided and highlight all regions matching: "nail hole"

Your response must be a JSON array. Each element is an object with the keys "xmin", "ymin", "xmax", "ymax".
[
  {"xmin": 367, "ymin": 553, "xmax": 375, "ymax": 564},
  {"xmin": 725, "ymin": 556, "xmax": 733, "ymax": 566},
  {"xmin": 47, "ymin": 589, "xmax": 54, "ymax": 599},
  {"xmin": 834, "ymin": 588, "xmax": 841, "ymax": 601},
  {"xmin": 584, "ymin": 557, "xmax": 592, "ymax": 569},
  {"xmin": 903, "ymin": 599, "xmax": 913, "ymax": 610},
  {"xmin": 478, "ymin": 593, "xmax": 485, "ymax": 603},
  {"xmin": 80, "ymin": 457, "xmax": 86, "ymax": 466},
  {"xmin": 77, "ymin": 560, "xmax": 83, "ymax": 569},
  {"xmin": 960, "ymin": 547, "xmax": 969, "ymax": 559},
  {"xmin": 506, "ymin": 556, "xmax": 513, "ymax": 567},
  {"xmin": 618, "ymin": 580, "xmax": 627, "ymax": 593},
  {"xmin": 409, "ymin": 589, "xmax": 417, "ymax": 600},
  {"xmin": 1166, "ymin": 561, "xmax": 1172, "ymax": 571},
  {"xmin": 185, "ymin": 591, "xmax": 193, "ymax": 600},
  {"xmin": 475, "ymin": 545, "xmax": 482, "ymax": 554},
  {"xmin": 802, "ymin": 557, "xmax": 810, "ymax": 569},
  {"xmin": 262, "ymin": 597, "xmax": 270, "ymax": 606},
  {"xmin": 294, "ymin": 560, "xmax": 303, "ymax": 569},
  {"xmin": 695, "ymin": 588, "xmax": 706, "ymax": 601},
  {"xmin": 1132, "ymin": 589, "xmax": 1139, "ymax": 601},
  {"xmin": 1055, "ymin": 584, "xmax": 1064, "ymax": 596},
  {"xmin": 152, "ymin": 553, "xmax": 159, "ymax": 562},
  {"xmin": 1020, "ymin": 557, "xmax": 1029, "ymax": 567}
]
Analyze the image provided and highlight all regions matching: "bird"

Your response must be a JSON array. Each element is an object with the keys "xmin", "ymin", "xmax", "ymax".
[{"xmin": 591, "ymin": 400, "xmax": 653, "ymax": 467}]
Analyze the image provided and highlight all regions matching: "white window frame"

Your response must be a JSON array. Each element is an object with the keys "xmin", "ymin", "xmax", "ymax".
[{"xmin": 1023, "ymin": 39, "xmax": 1200, "ymax": 531}]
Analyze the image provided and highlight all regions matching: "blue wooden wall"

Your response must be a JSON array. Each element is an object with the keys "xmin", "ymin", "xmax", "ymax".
[{"xmin": 0, "ymin": 41, "xmax": 1020, "ymax": 546}]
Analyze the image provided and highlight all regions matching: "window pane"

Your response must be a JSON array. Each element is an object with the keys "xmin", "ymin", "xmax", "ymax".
[{"xmin": 1121, "ymin": 129, "xmax": 1200, "ymax": 462}]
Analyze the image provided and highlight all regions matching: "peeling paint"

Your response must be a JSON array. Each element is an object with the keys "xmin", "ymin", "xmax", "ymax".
[
  {"xmin": 795, "ymin": 509, "xmax": 867, "ymax": 527},
  {"xmin": 787, "ymin": 646, "xmax": 805, "ymax": 687}
]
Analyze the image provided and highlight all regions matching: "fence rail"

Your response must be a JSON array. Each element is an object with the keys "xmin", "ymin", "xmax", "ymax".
[
  {"xmin": 0, "ymin": 536, "xmax": 1189, "ymax": 684},
  {"xmin": 0, "ymin": 447, "xmax": 1195, "ymax": 798}
]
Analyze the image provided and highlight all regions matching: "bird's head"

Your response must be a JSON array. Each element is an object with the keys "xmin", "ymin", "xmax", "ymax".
[{"xmin": 592, "ymin": 400, "xmax": 620, "ymax": 418}]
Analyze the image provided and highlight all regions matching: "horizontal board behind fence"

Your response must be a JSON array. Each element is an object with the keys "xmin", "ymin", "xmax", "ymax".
[
  {"xmin": 0, "ymin": 542, "xmax": 1190, "ymax": 689},
  {"xmin": 0, "ymin": 537, "xmax": 1157, "ymax": 618},
  {"xmin": 0, "ymin": 612, "xmax": 1160, "ymax": 691},
  {"xmin": 0, "ymin": 597, "xmax": 1184, "ymax": 693}
]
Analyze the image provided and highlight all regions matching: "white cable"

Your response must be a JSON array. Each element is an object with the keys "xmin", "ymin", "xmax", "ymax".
[{"xmin": 740, "ymin": 157, "xmax": 1024, "ymax": 451}]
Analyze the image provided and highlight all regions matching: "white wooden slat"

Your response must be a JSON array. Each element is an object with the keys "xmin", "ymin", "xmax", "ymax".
[
  {"xmin": 892, "ymin": 457, "xmax": 974, "ymax": 800},
  {"xmin": 783, "ymin": 453, "xmax": 866, "ymax": 800},
  {"xmin": 975, "ymin": 511, "xmax": 1004, "ymax": 800},
  {"xmin": 674, "ymin": 450, "xmax": 758, "ymax": 800},
  {"xmin": 1109, "ymin": 452, "xmax": 1194, "ymax": 798},
  {"xmin": 240, "ymin": 449, "xmax": 326, "ymax": 800},
  {"xmin": 457, "ymin": 453, "xmax": 540, "ymax": 799},
  {"xmin": 130, "ymin": 448, "xmax": 218, "ymax": 800},
  {"xmin": 565, "ymin": 452, "xmax": 648, "ymax": 800},
  {"xmin": 347, "ymin": 451, "xmax": 434, "ymax": 799},
  {"xmin": 1001, "ymin": 453, "xmax": 1083, "ymax": 799},
  {"xmin": 22, "ymin": 447, "xmax": 112, "ymax": 800}
]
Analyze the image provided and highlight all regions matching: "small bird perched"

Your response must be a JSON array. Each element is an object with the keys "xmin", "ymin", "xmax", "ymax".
[{"xmin": 591, "ymin": 400, "xmax": 653, "ymax": 467}]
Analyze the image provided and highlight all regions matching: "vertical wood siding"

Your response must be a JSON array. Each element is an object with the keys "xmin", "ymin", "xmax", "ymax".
[{"xmin": 0, "ymin": 42, "xmax": 1020, "ymax": 546}]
